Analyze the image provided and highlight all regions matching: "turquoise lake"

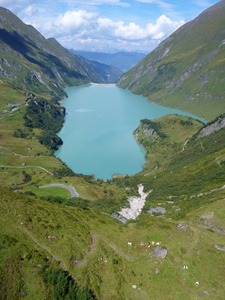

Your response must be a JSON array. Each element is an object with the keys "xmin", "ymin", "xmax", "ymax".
[{"xmin": 55, "ymin": 84, "xmax": 204, "ymax": 180}]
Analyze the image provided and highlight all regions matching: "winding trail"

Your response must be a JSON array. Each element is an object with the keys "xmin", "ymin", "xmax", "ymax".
[
  {"xmin": 20, "ymin": 227, "xmax": 67, "ymax": 270},
  {"xmin": 39, "ymin": 183, "xmax": 79, "ymax": 198},
  {"xmin": 76, "ymin": 234, "xmax": 133, "ymax": 267},
  {"xmin": 0, "ymin": 164, "xmax": 53, "ymax": 175},
  {"xmin": 181, "ymin": 139, "xmax": 189, "ymax": 152},
  {"xmin": 0, "ymin": 151, "xmax": 39, "ymax": 158}
]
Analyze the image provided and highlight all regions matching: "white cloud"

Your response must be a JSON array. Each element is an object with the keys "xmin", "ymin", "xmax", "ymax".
[
  {"xmin": 0, "ymin": 0, "xmax": 17, "ymax": 5},
  {"xmin": 54, "ymin": 10, "xmax": 98, "ymax": 34},
  {"xmin": 0, "ymin": 0, "xmax": 186, "ymax": 52},
  {"xmin": 22, "ymin": 5, "xmax": 38, "ymax": 17},
  {"xmin": 192, "ymin": 0, "xmax": 212, "ymax": 7},
  {"xmin": 110, "ymin": 14, "xmax": 184, "ymax": 40},
  {"xmin": 136, "ymin": 0, "xmax": 175, "ymax": 10},
  {"xmin": 0, "ymin": 0, "xmax": 38, "ymax": 9},
  {"xmin": 22, "ymin": 7, "xmax": 184, "ymax": 52},
  {"xmin": 62, "ymin": 0, "xmax": 130, "ymax": 8}
]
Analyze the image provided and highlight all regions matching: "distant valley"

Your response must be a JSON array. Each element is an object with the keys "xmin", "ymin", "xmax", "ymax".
[{"xmin": 71, "ymin": 50, "xmax": 146, "ymax": 73}]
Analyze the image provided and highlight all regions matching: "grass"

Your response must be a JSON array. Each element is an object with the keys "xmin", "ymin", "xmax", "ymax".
[
  {"xmin": 29, "ymin": 186, "xmax": 71, "ymax": 199},
  {"xmin": 134, "ymin": 114, "xmax": 204, "ymax": 173},
  {"xmin": 0, "ymin": 82, "xmax": 27, "ymax": 110},
  {"xmin": 1, "ymin": 187, "xmax": 225, "ymax": 299}
]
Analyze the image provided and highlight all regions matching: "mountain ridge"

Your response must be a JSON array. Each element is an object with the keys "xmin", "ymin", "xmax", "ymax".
[
  {"xmin": 117, "ymin": 0, "xmax": 225, "ymax": 121},
  {"xmin": 0, "ymin": 6, "xmax": 121, "ymax": 100}
]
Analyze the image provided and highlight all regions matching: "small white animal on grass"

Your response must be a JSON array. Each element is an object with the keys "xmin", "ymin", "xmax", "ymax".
[
  {"xmin": 156, "ymin": 242, "xmax": 161, "ymax": 245},
  {"xmin": 183, "ymin": 266, "xmax": 188, "ymax": 269},
  {"xmin": 151, "ymin": 241, "xmax": 155, "ymax": 245},
  {"xmin": 128, "ymin": 242, "xmax": 133, "ymax": 246},
  {"xmin": 195, "ymin": 281, "xmax": 199, "ymax": 287}
]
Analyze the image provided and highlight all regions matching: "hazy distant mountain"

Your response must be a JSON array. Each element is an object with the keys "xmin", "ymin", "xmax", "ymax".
[
  {"xmin": 71, "ymin": 50, "xmax": 146, "ymax": 73},
  {"xmin": 87, "ymin": 59, "xmax": 122, "ymax": 83},
  {"xmin": 0, "ymin": 7, "xmax": 121, "ymax": 99},
  {"xmin": 117, "ymin": 0, "xmax": 225, "ymax": 121}
]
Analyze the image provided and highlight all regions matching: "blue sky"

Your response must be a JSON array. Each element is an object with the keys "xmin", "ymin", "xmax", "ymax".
[{"xmin": 0, "ymin": 0, "xmax": 220, "ymax": 53}]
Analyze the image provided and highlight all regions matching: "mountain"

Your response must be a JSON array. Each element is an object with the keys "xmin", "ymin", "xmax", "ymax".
[
  {"xmin": 0, "ymin": 7, "xmax": 119, "ymax": 100},
  {"xmin": 71, "ymin": 50, "xmax": 146, "ymax": 73},
  {"xmin": 86, "ymin": 59, "xmax": 123, "ymax": 83},
  {"xmin": 117, "ymin": 0, "xmax": 225, "ymax": 121}
]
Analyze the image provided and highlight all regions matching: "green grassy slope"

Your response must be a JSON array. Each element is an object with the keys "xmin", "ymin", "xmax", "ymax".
[
  {"xmin": 117, "ymin": 0, "xmax": 225, "ymax": 121},
  {"xmin": 132, "ymin": 114, "xmax": 225, "ymax": 222},
  {"xmin": 1, "ymin": 183, "xmax": 225, "ymax": 299},
  {"xmin": 133, "ymin": 115, "xmax": 204, "ymax": 173}
]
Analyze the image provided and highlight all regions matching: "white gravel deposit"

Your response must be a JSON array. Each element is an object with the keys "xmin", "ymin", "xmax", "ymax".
[{"xmin": 119, "ymin": 184, "xmax": 151, "ymax": 220}]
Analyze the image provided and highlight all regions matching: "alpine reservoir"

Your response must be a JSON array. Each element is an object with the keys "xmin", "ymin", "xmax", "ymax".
[{"xmin": 55, "ymin": 84, "xmax": 204, "ymax": 180}]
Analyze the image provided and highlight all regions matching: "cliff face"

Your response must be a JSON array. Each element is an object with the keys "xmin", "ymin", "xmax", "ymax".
[
  {"xmin": 117, "ymin": 0, "xmax": 225, "ymax": 121},
  {"xmin": 198, "ymin": 114, "xmax": 225, "ymax": 138},
  {"xmin": 0, "ymin": 7, "xmax": 120, "ymax": 99}
]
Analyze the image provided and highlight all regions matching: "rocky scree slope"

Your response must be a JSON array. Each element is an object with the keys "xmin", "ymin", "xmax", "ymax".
[{"xmin": 117, "ymin": 0, "xmax": 225, "ymax": 121}]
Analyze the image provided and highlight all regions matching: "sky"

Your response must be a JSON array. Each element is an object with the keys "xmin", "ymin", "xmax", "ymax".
[{"xmin": 0, "ymin": 0, "xmax": 220, "ymax": 53}]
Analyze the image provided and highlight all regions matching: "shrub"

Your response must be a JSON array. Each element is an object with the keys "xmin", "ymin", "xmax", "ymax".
[
  {"xmin": 112, "ymin": 258, "xmax": 118, "ymax": 265},
  {"xmin": 43, "ymin": 268, "xmax": 95, "ymax": 299},
  {"xmin": 13, "ymin": 128, "xmax": 28, "ymax": 138},
  {"xmin": 38, "ymin": 132, "xmax": 63, "ymax": 151}
]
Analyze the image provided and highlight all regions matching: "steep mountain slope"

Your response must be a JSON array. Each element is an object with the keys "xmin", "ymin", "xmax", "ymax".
[
  {"xmin": 72, "ymin": 50, "xmax": 146, "ymax": 72},
  {"xmin": 0, "ymin": 7, "xmax": 117, "ymax": 100},
  {"xmin": 87, "ymin": 59, "xmax": 123, "ymax": 83},
  {"xmin": 117, "ymin": 0, "xmax": 225, "ymax": 121}
]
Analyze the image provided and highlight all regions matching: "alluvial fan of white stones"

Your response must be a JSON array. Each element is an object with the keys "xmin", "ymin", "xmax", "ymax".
[{"xmin": 119, "ymin": 184, "xmax": 151, "ymax": 220}]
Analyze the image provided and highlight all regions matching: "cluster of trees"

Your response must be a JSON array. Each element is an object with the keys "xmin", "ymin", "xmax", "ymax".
[
  {"xmin": 22, "ymin": 171, "xmax": 31, "ymax": 183},
  {"xmin": 12, "ymin": 128, "xmax": 29, "ymax": 138},
  {"xmin": 23, "ymin": 97, "xmax": 65, "ymax": 151},
  {"xmin": 38, "ymin": 132, "xmax": 63, "ymax": 151},
  {"xmin": 179, "ymin": 119, "xmax": 193, "ymax": 126},
  {"xmin": 43, "ymin": 268, "xmax": 95, "ymax": 300},
  {"xmin": 53, "ymin": 167, "xmax": 76, "ymax": 178},
  {"xmin": 140, "ymin": 119, "xmax": 167, "ymax": 139},
  {"xmin": 24, "ymin": 97, "xmax": 65, "ymax": 132}
]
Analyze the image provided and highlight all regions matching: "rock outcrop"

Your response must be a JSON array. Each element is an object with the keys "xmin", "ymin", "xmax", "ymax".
[{"xmin": 154, "ymin": 246, "xmax": 168, "ymax": 259}]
